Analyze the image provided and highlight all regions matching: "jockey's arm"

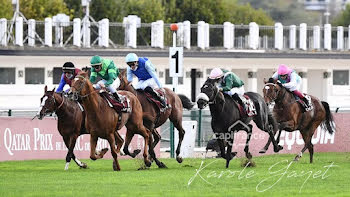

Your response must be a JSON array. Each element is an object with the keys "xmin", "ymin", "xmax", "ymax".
[
  {"xmin": 272, "ymin": 71, "xmax": 279, "ymax": 80},
  {"xmin": 89, "ymin": 67, "xmax": 97, "ymax": 83},
  {"xmin": 105, "ymin": 65, "xmax": 118, "ymax": 86},
  {"xmin": 56, "ymin": 74, "xmax": 66, "ymax": 93},
  {"xmin": 221, "ymin": 74, "xmax": 233, "ymax": 92},
  {"xmin": 145, "ymin": 61, "xmax": 162, "ymax": 88},
  {"xmin": 126, "ymin": 67, "xmax": 134, "ymax": 83},
  {"xmin": 282, "ymin": 72, "xmax": 298, "ymax": 89}
]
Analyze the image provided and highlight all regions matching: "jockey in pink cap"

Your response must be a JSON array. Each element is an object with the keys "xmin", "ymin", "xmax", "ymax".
[
  {"xmin": 209, "ymin": 68, "xmax": 256, "ymax": 116},
  {"xmin": 272, "ymin": 64, "xmax": 312, "ymax": 110}
]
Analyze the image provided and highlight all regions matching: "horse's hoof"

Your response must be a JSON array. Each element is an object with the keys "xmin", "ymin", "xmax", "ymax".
[
  {"xmin": 132, "ymin": 149, "xmax": 141, "ymax": 157},
  {"xmin": 259, "ymin": 149, "xmax": 267, "ymax": 154},
  {"xmin": 226, "ymin": 161, "xmax": 230, "ymax": 168},
  {"xmin": 158, "ymin": 162, "xmax": 168, "ymax": 169},
  {"xmin": 274, "ymin": 145, "xmax": 283, "ymax": 153},
  {"xmin": 176, "ymin": 156, "xmax": 183, "ymax": 163},
  {"xmin": 231, "ymin": 152, "xmax": 237, "ymax": 158},
  {"xmin": 246, "ymin": 153, "xmax": 253, "ymax": 160},
  {"xmin": 293, "ymin": 157, "xmax": 300, "ymax": 162},
  {"xmin": 80, "ymin": 162, "xmax": 88, "ymax": 169},
  {"xmin": 145, "ymin": 160, "xmax": 152, "ymax": 167}
]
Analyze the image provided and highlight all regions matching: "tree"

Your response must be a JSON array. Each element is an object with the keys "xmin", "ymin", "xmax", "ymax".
[
  {"xmin": 333, "ymin": 4, "xmax": 350, "ymax": 26},
  {"xmin": 20, "ymin": 0, "xmax": 71, "ymax": 20},
  {"xmin": 237, "ymin": 0, "xmax": 320, "ymax": 25},
  {"xmin": 0, "ymin": 0, "xmax": 13, "ymax": 19}
]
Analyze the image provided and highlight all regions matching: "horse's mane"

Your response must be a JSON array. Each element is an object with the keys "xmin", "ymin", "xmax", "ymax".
[{"xmin": 77, "ymin": 71, "xmax": 89, "ymax": 78}]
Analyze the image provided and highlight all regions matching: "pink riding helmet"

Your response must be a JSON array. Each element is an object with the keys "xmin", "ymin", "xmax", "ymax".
[
  {"xmin": 209, "ymin": 68, "xmax": 224, "ymax": 79},
  {"xmin": 277, "ymin": 64, "xmax": 292, "ymax": 75}
]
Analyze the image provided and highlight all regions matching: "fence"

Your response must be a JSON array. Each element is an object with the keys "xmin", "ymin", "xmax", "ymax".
[{"xmin": 1, "ymin": 17, "xmax": 350, "ymax": 51}]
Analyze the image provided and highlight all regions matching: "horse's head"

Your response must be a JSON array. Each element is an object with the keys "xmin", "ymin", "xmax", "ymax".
[
  {"xmin": 197, "ymin": 78, "xmax": 221, "ymax": 109},
  {"xmin": 36, "ymin": 85, "xmax": 56, "ymax": 120},
  {"xmin": 70, "ymin": 71, "xmax": 92, "ymax": 101},
  {"xmin": 118, "ymin": 69, "xmax": 129, "ymax": 90},
  {"xmin": 263, "ymin": 77, "xmax": 282, "ymax": 104}
]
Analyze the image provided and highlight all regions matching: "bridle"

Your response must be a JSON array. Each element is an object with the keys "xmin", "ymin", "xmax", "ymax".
[
  {"xmin": 40, "ymin": 93, "xmax": 64, "ymax": 116},
  {"xmin": 71, "ymin": 75, "xmax": 97, "ymax": 100},
  {"xmin": 264, "ymin": 83, "xmax": 283, "ymax": 102}
]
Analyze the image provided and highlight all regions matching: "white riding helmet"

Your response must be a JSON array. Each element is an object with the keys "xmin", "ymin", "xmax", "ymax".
[{"xmin": 209, "ymin": 68, "xmax": 224, "ymax": 79}]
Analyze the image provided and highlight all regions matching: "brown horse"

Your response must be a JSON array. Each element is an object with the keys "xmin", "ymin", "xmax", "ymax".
[
  {"xmin": 70, "ymin": 71, "xmax": 151, "ymax": 171},
  {"xmin": 36, "ymin": 86, "xmax": 108, "ymax": 170},
  {"xmin": 262, "ymin": 78, "xmax": 335, "ymax": 163},
  {"xmin": 118, "ymin": 70, "xmax": 194, "ymax": 168}
]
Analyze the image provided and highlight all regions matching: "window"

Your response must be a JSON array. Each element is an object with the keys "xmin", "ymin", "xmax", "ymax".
[
  {"xmin": 53, "ymin": 67, "xmax": 62, "ymax": 84},
  {"xmin": 165, "ymin": 69, "xmax": 183, "ymax": 85},
  {"xmin": 0, "ymin": 68, "xmax": 15, "ymax": 84},
  {"xmin": 25, "ymin": 68, "xmax": 45, "ymax": 84},
  {"xmin": 333, "ymin": 70, "xmax": 349, "ymax": 85}
]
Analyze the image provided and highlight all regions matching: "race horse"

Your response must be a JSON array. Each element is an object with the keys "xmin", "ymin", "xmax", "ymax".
[
  {"xmin": 118, "ymin": 70, "xmax": 194, "ymax": 168},
  {"xmin": 70, "ymin": 71, "xmax": 151, "ymax": 171},
  {"xmin": 36, "ymin": 86, "xmax": 109, "ymax": 170},
  {"xmin": 262, "ymin": 78, "xmax": 335, "ymax": 163},
  {"xmin": 197, "ymin": 78, "xmax": 282, "ymax": 168}
]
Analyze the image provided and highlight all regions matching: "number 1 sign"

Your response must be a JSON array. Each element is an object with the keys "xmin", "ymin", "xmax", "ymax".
[{"xmin": 169, "ymin": 47, "xmax": 183, "ymax": 77}]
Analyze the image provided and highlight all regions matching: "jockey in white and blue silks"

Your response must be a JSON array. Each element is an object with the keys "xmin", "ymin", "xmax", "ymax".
[{"xmin": 125, "ymin": 53, "xmax": 167, "ymax": 107}]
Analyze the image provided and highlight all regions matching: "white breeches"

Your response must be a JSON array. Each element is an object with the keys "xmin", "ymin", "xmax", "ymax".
[
  {"xmin": 94, "ymin": 78, "xmax": 120, "ymax": 93},
  {"xmin": 135, "ymin": 78, "xmax": 159, "ymax": 90},
  {"xmin": 224, "ymin": 86, "xmax": 245, "ymax": 96}
]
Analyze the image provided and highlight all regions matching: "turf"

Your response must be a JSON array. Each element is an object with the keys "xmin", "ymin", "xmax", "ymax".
[{"xmin": 0, "ymin": 152, "xmax": 349, "ymax": 197}]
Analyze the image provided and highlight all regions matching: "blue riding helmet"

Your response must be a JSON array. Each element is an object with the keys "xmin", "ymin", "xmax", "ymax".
[{"xmin": 125, "ymin": 53, "xmax": 138, "ymax": 63}]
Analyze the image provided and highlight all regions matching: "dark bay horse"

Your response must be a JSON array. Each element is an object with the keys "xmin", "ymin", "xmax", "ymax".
[
  {"xmin": 118, "ymin": 70, "xmax": 194, "ymax": 168},
  {"xmin": 70, "ymin": 71, "xmax": 152, "ymax": 171},
  {"xmin": 197, "ymin": 78, "xmax": 282, "ymax": 168},
  {"xmin": 263, "ymin": 78, "xmax": 335, "ymax": 163},
  {"xmin": 36, "ymin": 86, "xmax": 108, "ymax": 170}
]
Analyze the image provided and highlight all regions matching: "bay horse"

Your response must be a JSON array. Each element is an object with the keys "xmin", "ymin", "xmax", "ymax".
[
  {"xmin": 118, "ymin": 70, "xmax": 194, "ymax": 168},
  {"xmin": 262, "ymin": 78, "xmax": 335, "ymax": 163},
  {"xmin": 36, "ymin": 86, "xmax": 108, "ymax": 170},
  {"xmin": 197, "ymin": 78, "xmax": 282, "ymax": 168},
  {"xmin": 70, "ymin": 71, "xmax": 151, "ymax": 171}
]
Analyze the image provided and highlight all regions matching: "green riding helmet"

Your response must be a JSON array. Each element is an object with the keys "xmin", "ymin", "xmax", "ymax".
[{"xmin": 90, "ymin": 55, "xmax": 103, "ymax": 66}]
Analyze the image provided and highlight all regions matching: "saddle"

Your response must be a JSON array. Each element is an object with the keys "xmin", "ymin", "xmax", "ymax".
[
  {"xmin": 100, "ymin": 91, "xmax": 131, "ymax": 113},
  {"xmin": 137, "ymin": 89, "xmax": 169, "ymax": 113},
  {"xmin": 295, "ymin": 94, "xmax": 314, "ymax": 112},
  {"xmin": 234, "ymin": 94, "xmax": 257, "ymax": 117}
]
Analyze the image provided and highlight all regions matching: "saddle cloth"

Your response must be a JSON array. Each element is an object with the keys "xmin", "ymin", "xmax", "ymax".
[
  {"xmin": 138, "ymin": 89, "xmax": 169, "ymax": 113},
  {"xmin": 237, "ymin": 94, "xmax": 257, "ymax": 117},
  {"xmin": 100, "ymin": 91, "xmax": 131, "ymax": 113}
]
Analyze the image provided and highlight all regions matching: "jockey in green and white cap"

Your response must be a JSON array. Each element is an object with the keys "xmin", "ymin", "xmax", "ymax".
[{"xmin": 89, "ymin": 55, "xmax": 121, "ymax": 102}]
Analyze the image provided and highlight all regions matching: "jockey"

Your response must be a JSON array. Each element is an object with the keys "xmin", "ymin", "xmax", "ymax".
[
  {"xmin": 272, "ymin": 64, "xmax": 311, "ymax": 109},
  {"xmin": 56, "ymin": 62, "xmax": 81, "ymax": 93},
  {"xmin": 125, "ymin": 53, "xmax": 167, "ymax": 107},
  {"xmin": 209, "ymin": 68, "xmax": 249, "ymax": 108},
  {"xmin": 89, "ymin": 55, "xmax": 121, "ymax": 102}
]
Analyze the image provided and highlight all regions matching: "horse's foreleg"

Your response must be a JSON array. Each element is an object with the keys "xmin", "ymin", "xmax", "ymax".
[
  {"xmin": 107, "ymin": 133, "xmax": 120, "ymax": 171},
  {"xmin": 90, "ymin": 135, "xmax": 106, "ymax": 160},
  {"xmin": 148, "ymin": 132, "xmax": 167, "ymax": 168},
  {"xmin": 225, "ymin": 137, "xmax": 235, "ymax": 169},
  {"xmin": 139, "ymin": 127, "xmax": 151, "ymax": 167},
  {"xmin": 243, "ymin": 125, "xmax": 253, "ymax": 160},
  {"xmin": 63, "ymin": 135, "xmax": 87, "ymax": 170},
  {"xmin": 123, "ymin": 130, "xmax": 139, "ymax": 158},
  {"xmin": 217, "ymin": 138, "xmax": 226, "ymax": 159}
]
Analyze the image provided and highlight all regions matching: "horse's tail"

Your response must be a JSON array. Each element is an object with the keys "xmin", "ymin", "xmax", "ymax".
[
  {"xmin": 321, "ymin": 101, "xmax": 335, "ymax": 134},
  {"xmin": 178, "ymin": 94, "xmax": 194, "ymax": 110}
]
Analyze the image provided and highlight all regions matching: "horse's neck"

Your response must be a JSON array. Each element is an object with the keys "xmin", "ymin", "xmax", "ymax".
[
  {"xmin": 126, "ymin": 84, "xmax": 137, "ymax": 95},
  {"xmin": 81, "ymin": 89, "xmax": 102, "ymax": 117},
  {"xmin": 53, "ymin": 93, "xmax": 66, "ymax": 117},
  {"xmin": 275, "ymin": 88, "xmax": 294, "ymax": 106},
  {"xmin": 209, "ymin": 95, "xmax": 225, "ymax": 116}
]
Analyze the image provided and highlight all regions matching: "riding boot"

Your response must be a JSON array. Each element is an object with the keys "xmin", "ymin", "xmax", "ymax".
[
  {"xmin": 113, "ymin": 92, "xmax": 121, "ymax": 103},
  {"xmin": 301, "ymin": 97, "xmax": 309, "ymax": 108},
  {"xmin": 232, "ymin": 93, "xmax": 244, "ymax": 107},
  {"xmin": 145, "ymin": 87, "xmax": 167, "ymax": 107}
]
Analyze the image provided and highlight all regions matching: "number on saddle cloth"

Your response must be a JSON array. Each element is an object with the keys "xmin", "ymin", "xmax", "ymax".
[{"xmin": 241, "ymin": 95, "xmax": 257, "ymax": 117}]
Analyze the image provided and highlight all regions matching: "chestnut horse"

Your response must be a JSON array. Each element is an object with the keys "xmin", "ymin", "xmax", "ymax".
[
  {"xmin": 36, "ymin": 86, "xmax": 108, "ymax": 170},
  {"xmin": 263, "ymin": 78, "xmax": 335, "ymax": 163},
  {"xmin": 118, "ymin": 70, "xmax": 194, "ymax": 168},
  {"xmin": 70, "ymin": 71, "xmax": 151, "ymax": 171}
]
